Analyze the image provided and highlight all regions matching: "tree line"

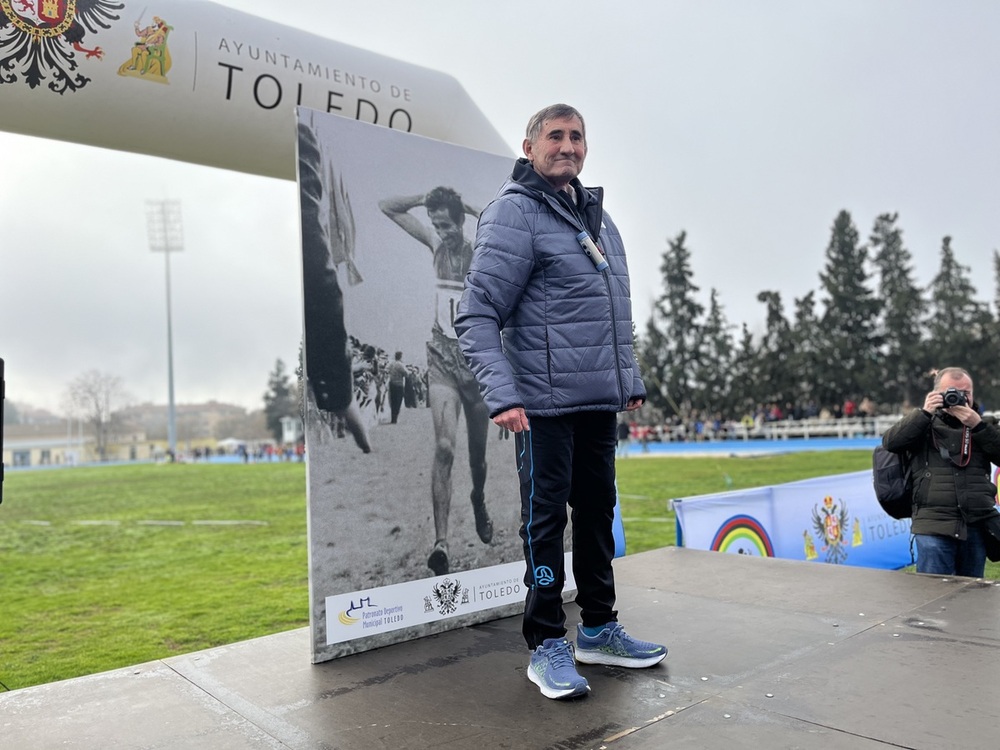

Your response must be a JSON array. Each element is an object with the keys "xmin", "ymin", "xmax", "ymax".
[
  {"xmin": 638, "ymin": 210, "xmax": 999, "ymax": 423},
  {"xmin": 20, "ymin": 207, "xmax": 992, "ymax": 452}
]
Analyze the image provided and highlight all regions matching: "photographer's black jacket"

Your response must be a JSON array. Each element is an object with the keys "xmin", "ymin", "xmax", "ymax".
[{"xmin": 883, "ymin": 408, "xmax": 1000, "ymax": 540}]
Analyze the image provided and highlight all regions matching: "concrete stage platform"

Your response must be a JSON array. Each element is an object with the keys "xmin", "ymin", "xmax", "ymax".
[{"xmin": 3, "ymin": 547, "xmax": 999, "ymax": 749}]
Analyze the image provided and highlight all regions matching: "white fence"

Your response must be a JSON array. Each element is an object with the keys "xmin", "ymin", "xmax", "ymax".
[
  {"xmin": 751, "ymin": 415, "xmax": 899, "ymax": 440},
  {"xmin": 681, "ymin": 411, "xmax": 1000, "ymax": 443}
]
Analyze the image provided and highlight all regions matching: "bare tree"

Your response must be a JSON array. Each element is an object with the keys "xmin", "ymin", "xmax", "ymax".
[{"xmin": 66, "ymin": 370, "xmax": 131, "ymax": 461}]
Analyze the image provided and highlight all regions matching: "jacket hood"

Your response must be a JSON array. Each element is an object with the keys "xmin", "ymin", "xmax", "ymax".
[{"xmin": 509, "ymin": 158, "xmax": 604, "ymax": 240}]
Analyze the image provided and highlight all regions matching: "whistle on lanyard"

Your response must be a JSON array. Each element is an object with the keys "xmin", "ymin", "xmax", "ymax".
[{"xmin": 576, "ymin": 231, "xmax": 609, "ymax": 271}]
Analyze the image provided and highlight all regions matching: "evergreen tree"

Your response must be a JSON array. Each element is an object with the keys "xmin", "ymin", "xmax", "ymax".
[
  {"xmin": 788, "ymin": 291, "xmax": 822, "ymax": 413},
  {"xmin": 993, "ymin": 249, "xmax": 1000, "ymax": 317},
  {"xmin": 728, "ymin": 323, "xmax": 759, "ymax": 418},
  {"xmin": 816, "ymin": 210, "xmax": 881, "ymax": 408},
  {"xmin": 635, "ymin": 214, "xmax": 996, "ymax": 419},
  {"xmin": 925, "ymin": 236, "xmax": 993, "ymax": 404},
  {"xmin": 263, "ymin": 358, "xmax": 297, "ymax": 443},
  {"xmin": 641, "ymin": 231, "xmax": 704, "ymax": 417},
  {"xmin": 986, "ymin": 250, "xmax": 1000, "ymax": 408},
  {"xmin": 638, "ymin": 318, "xmax": 671, "ymax": 414},
  {"xmin": 755, "ymin": 290, "xmax": 796, "ymax": 410},
  {"xmin": 869, "ymin": 213, "xmax": 926, "ymax": 409},
  {"xmin": 693, "ymin": 289, "xmax": 735, "ymax": 416}
]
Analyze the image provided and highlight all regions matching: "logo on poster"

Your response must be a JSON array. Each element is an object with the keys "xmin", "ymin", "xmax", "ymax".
[
  {"xmin": 426, "ymin": 577, "xmax": 466, "ymax": 616},
  {"xmin": 336, "ymin": 596, "xmax": 405, "ymax": 629},
  {"xmin": 0, "ymin": 0, "xmax": 121, "ymax": 93},
  {"xmin": 337, "ymin": 595, "xmax": 377, "ymax": 625},
  {"xmin": 477, "ymin": 575, "xmax": 521, "ymax": 602},
  {"xmin": 808, "ymin": 495, "xmax": 852, "ymax": 565},
  {"xmin": 710, "ymin": 515, "xmax": 774, "ymax": 557}
]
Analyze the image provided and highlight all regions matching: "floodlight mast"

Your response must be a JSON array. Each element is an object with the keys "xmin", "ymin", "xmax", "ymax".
[{"xmin": 146, "ymin": 201, "xmax": 184, "ymax": 459}]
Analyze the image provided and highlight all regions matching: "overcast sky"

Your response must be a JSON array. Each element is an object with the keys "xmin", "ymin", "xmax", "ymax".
[{"xmin": 2, "ymin": 0, "xmax": 997, "ymax": 415}]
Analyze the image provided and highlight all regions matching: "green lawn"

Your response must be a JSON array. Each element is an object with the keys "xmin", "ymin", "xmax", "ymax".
[
  {"xmin": 0, "ymin": 463, "xmax": 309, "ymax": 690},
  {"xmin": 0, "ymin": 453, "xmax": 995, "ymax": 690}
]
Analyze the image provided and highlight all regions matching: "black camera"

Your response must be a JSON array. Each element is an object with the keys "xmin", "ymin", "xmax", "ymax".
[{"xmin": 941, "ymin": 387, "xmax": 968, "ymax": 407}]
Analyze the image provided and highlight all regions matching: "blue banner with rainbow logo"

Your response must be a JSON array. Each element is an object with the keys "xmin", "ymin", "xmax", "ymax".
[{"xmin": 674, "ymin": 471, "xmax": 914, "ymax": 570}]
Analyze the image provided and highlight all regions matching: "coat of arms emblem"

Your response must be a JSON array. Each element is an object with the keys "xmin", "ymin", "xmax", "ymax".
[
  {"xmin": 810, "ymin": 495, "xmax": 851, "ymax": 565},
  {"xmin": 0, "ymin": 0, "xmax": 123, "ymax": 93},
  {"xmin": 430, "ymin": 578, "xmax": 463, "ymax": 616}
]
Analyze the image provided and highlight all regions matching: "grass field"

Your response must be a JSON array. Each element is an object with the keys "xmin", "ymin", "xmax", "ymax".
[
  {"xmin": 0, "ymin": 462, "xmax": 309, "ymax": 691},
  {"xmin": 0, "ymin": 451, "xmax": 995, "ymax": 691}
]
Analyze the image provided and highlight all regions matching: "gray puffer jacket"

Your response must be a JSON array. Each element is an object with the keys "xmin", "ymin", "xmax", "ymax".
[
  {"xmin": 882, "ymin": 408, "xmax": 1000, "ymax": 539},
  {"xmin": 455, "ymin": 159, "xmax": 645, "ymax": 418}
]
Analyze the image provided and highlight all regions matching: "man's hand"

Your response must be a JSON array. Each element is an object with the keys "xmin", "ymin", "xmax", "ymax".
[
  {"xmin": 947, "ymin": 404, "xmax": 982, "ymax": 428},
  {"xmin": 493, "ymin": 407, "xmax": 530, "ymax": 433},
  {"xmin": 625, "ymin": 397, "xmax": 644, "ymax": 412},
  {"xmin": 922, "ymin": 391, "xmax": 943, "ymax": 413},
  {"xmin": 923, "ymin": 391, "xmax": 981, "ymax": 428}
]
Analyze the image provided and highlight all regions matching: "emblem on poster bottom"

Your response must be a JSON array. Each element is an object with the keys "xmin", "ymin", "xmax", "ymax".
[
  {"xmin": 337, "ymin": 596, "xmax": 376, "ymax": 626},
  {"xmin": 427, "ymin": 578, "xmax": 465, "ymax": 616}
]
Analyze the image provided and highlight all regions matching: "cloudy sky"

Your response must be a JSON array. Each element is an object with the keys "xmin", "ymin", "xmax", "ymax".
[{"xmin": 2, "ymin": 0, "xmax": 997, "ymax": 415}]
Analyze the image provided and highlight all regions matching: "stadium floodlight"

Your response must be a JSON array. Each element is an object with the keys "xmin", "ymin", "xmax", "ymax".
[{"xmin": 145, "ymin": 200, "xmax": 184, "ymax": 459}]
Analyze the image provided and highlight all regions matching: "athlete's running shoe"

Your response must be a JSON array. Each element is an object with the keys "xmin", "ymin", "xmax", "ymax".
[
  {"xmin": 471, "ymin": 491, "xmax": 493, "ymax": 544},
  {"xmin": 427, "ymin": 542, "xmax": 448, "ymax": 576},
  {"xmin": 574, "ymin": 622, "xmax": 667, "ymax": 668},
  {"xmin": 527, "ymin": 638, "xmax": 590, "ymax": 700}
]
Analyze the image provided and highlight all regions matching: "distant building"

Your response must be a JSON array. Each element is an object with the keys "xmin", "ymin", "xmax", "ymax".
[
  {"xmin": 118, "ymin": 400, "xmax": 253, "ymax": 441},
  {"xmin": 3, "ymin": 400, "xmax": 270, "ymax": 467},
  {"xmin": 3, "ymin": 422, "xmax": 153, "ymax": 467}
]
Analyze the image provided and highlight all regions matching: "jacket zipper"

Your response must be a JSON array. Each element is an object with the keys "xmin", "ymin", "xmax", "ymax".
[{"xmin": 542, "ymin": 193, "xmax": 626, "ymax": 410}]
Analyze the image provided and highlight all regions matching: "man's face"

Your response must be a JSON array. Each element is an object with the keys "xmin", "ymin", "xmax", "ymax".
[
  {"xmin": 523, "ymin": 115, "xmax": 587, "ymax": 191},
  {"xmin": 428, "ymin": 208, "xmax": 463, "ymax": 245},
  {"xmin": 940, "ymin": 373, "xmax": 974, "ymax": 405}
]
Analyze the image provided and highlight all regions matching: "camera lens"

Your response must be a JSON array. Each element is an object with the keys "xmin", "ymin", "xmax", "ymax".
[{"xmin": 942, "ymin": 388, "xmax": 966, "ymax": 407}]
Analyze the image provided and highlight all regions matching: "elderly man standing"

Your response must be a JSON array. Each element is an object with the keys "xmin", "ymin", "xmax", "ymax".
[{"xmin": 455, "ymin": 104, "xmax": 666, "ymax": 700}]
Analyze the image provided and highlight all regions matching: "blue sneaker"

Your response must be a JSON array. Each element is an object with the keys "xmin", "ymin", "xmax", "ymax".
[
  {"xmin": 528, "ymin": 638, "xmax": 590, "ymax": 699},
  {"xmin": 574, "ymin": 622, "xmax": 667, "ymax": 668}
]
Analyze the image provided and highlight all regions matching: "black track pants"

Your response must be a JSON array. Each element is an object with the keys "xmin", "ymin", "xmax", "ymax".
[{"xmin": 515, "ymin": 411, "xmax": 619, "ymax": 649}]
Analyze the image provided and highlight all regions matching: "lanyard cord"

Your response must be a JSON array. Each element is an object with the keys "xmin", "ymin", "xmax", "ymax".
[{"xmin": 931, "ymin": 425, "xmax": 972, "ymax": 467}]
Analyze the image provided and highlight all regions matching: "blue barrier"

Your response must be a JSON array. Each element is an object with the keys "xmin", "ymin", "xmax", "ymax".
[{"xmin": 674, "ymin": 471, "xmax": 913, "ymax": 570}]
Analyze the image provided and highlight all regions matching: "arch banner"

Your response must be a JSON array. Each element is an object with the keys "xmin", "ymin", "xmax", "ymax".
[{"xmin": 0, "ymin": 0, "xmax": 510, "ymax": 178}]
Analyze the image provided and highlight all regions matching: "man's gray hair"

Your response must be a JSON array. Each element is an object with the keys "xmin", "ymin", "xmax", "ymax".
[
  {"xmin": 525, "ymin": 104, "xmax": 586, "ymax": 143},
  {"xmin": 933, "ymin": 367, "xmax": 973, "ymax": 388}
]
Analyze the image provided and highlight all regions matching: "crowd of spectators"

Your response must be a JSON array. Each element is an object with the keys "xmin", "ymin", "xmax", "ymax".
[{"xmin": 620, "ymin": 397, "xmax": 887, "ymax": 445}]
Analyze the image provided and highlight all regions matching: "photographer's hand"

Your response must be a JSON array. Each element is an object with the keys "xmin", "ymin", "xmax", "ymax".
[
  {"xmin": 923, "ymin": 391, "xmax": 943, "ymax": 413},
  {"xmin": 946, "ymin": 404, "xmax": 981, "ymax": 428}
]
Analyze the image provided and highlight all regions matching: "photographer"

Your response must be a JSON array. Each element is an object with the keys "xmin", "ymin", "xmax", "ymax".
[{"xmin": 882, "ymin": 367, "xmax": 1000, "ymax": 576}]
